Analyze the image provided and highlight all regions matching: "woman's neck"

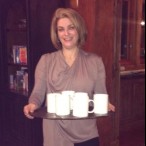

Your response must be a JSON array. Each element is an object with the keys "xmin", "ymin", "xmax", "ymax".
[{"xmin": 62, "ymin": 48, "xmax": 79, "ymax": 67}]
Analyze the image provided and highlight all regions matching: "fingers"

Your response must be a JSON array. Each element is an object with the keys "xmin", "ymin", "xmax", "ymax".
[
  {"xmin": 24, "ymin": 112, "xmax": 34, "ymax": 119},
  {"xmin": 108, "ymin": 103, "xmax": 115, "ymax": 112},
  {"xmin": 23, "ymin": 103, "xmax": 36, "ymax": 119}
]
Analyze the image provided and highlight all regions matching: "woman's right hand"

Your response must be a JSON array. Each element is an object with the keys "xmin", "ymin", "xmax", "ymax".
[{"xmin": 23, "ymin": 103, "xmax": 37, "ymax": 119}]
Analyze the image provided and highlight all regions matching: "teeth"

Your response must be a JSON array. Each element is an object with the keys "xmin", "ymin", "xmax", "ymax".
[{"xmin": 64, "ymin": 38, "xmax": 72, "ymax": 41}]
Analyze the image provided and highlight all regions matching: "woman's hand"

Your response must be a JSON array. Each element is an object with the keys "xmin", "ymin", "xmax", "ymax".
[
  {"xmin": 23, "ymin": 103, "xmax": 37, "ymax": 119},
  {"xmin": 108, "ymin": 102, "xmax": 115, "ymax": 112}
]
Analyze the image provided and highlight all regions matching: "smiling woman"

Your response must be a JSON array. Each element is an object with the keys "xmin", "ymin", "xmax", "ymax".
[
  {"xmin": 51, "ymin": 8, "xmax": 87, "ymax": 50},
  {"xmin": 23, "ymin": 8, "xmax": 115, "ymax": 146},
  {"xmin": 57, "ymin": 18, "xmax": 79, "ymax": 51},
  {"xmin": 50, "ymin": 8, "xmax": 88, "ymax": 67}
]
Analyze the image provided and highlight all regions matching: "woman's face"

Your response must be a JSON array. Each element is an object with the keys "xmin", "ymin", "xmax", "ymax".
[{"xmin": 57, "ymin": 18, "xmax": 79, "ymax": 50}]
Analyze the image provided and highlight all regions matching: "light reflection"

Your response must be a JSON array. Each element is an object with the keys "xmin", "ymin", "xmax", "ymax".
[{"xmin": 141, "ymin": 21, "xmax": 145, "ymax": 26}]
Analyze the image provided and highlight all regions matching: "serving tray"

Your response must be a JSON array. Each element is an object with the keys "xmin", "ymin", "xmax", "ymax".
[{"xmin": 30, "ymin": 107, "xmax": 108, "ymax": 120}]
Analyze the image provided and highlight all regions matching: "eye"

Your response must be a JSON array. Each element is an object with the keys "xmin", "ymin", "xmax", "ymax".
[
  {"xmin": 69, "ymin": 25, "xmax": 75, "ymax": 30},
  {"xmin": 57, "ymin": 27, "xmax": 64, "ymax": 32}
]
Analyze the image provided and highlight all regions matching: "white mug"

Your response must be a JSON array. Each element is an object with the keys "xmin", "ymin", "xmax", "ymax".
[
  {"xmin": 73, "ymin": 92, "xmax": 94, "ymax": 117},
  {"xmin": 62, "ymin": 90, "xmax": 75, "ymax": 110},
  {"xmin": 56, "ymin": 93, "xmax": 70, "ymax": 116},
  {"xmin": 93, "ymin": 94, "xmax": 108, "ymax": 114},
  {"xmin": 46, "ymin": 93, "xmax": 60, "ymax": 113}
]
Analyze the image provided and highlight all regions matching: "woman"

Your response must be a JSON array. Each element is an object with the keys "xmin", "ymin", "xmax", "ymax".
[{"xmin": 23, "ymin": 8, "xmax": 115, "ymax": 146}]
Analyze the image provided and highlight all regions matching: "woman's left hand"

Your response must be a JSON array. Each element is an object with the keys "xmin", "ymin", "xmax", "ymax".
[{"xmin": 108, "ymin": 103, "xmax": 115, "ymax": 112}]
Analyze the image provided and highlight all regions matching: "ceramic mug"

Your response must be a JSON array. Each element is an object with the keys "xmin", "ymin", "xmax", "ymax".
[
  {"xmin": 46, "ymin": 93, "xmax": 60, "ymax": 113},
  {"xmin": 56, "ymin": 93, "xmax": 70, "ymax": 116},
  {"xmin": 62, "ymin": 90, "xmax": 75, "ymax": 110},
  {"xmin": 93, "ymin": 94, "xmax": 108, "ymax": 114},
  {"xmin": 73, "ymin": 92, "xmax": 94, "ymax": 117}
]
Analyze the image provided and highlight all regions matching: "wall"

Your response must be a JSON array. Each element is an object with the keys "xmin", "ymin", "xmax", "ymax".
[{"xmin": 120, "ymin": 73, "xmax": 145, "ymax": 132}]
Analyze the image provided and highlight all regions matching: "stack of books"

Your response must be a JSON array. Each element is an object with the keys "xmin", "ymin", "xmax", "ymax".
[{"xmin": 12, "ymin": 45, "xmax": 27, "ymax": 64}]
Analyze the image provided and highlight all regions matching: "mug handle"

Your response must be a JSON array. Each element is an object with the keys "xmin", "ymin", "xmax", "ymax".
[{"xmin": 88, "ymin": 99, "xmax": 94, "ymax": 113}]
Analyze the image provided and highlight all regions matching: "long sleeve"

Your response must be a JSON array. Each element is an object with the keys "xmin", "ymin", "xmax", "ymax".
[
  {"xmin": 93, "ymin": 57, "xmax": 107, "ymax": 94},
  {"xmin": 29, "ymin": 54, "xmax": 47, "ymax": 108}
]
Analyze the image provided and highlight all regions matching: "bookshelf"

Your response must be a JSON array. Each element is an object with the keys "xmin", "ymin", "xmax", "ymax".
[
  {"xmin": 3, "ymin": 0, "xmax": 65, "ymax": 97},
  {"xmin": 0, "ymin": 0, "xmax": 65, "ymax": 146},
  {"xmin": 5, "ymin": 0, "xmax": 28, "ymax": 96}
]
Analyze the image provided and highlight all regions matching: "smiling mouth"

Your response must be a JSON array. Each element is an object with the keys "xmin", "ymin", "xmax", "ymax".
[{"xmin": 64, "ymin": 37, "xmax": 73, "ymax": 41}]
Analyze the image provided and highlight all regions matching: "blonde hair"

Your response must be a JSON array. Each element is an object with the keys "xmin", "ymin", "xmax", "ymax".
[{"xmin": 51, "ymin": 8, "xmax": 87, "ymax": 49}]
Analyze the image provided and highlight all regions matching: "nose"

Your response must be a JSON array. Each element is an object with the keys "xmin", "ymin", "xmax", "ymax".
[{"xmin": 64, "ymin": 29, "xmax": 69, "ymax": 35}]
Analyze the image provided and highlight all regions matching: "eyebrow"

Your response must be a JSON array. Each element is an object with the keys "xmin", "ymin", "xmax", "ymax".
[{"xmin": 57, "ymin": 24, "xmax": 75, "ymax": 28}]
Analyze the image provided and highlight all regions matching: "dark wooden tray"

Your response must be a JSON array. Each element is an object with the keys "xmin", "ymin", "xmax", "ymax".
[{"xmin": 30, "ymin": 107, "xmax": 108, "ymax": 120}]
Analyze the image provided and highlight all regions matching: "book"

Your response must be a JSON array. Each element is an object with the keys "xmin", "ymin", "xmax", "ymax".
[
  {"xmin": 12, "ymin": 45, "xmax": 18, "ymax": 63},
  {"xmin": 12, "ymin": 45, "xmax": 27, "ymax": 64},
  {"xmin": 19, "ymin": 46, "xmax": 27, "ymax": 64}
]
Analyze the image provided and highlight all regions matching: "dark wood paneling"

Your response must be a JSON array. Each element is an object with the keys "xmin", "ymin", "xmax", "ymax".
[
  {"xmin": 3, "ymin": 94, "xmax": 43, "ymax": 146},
  {"xmin": 120, "ymin": 73, "xmax": 145, "ymax": 132},
  {"xmin": 0, "ymin": 93, "xmax": 6, "ymax": 146},
  {"xmin": 0, "ymin": 0, "xmax": 6, "ymax": 92}
]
